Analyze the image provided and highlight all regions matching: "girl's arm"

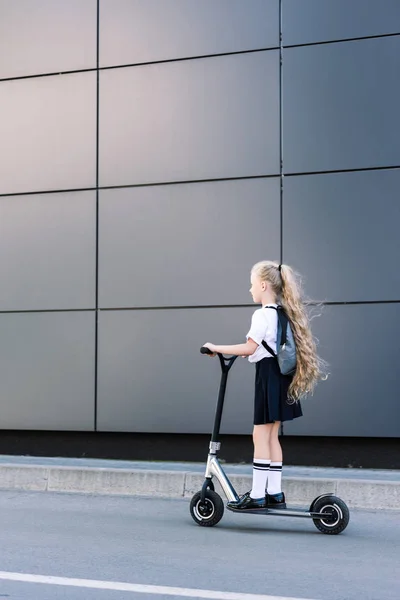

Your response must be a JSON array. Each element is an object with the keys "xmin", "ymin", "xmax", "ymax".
[{"xmin": 202, "ymin": 339, "xmax": 258, "ymax": 357}]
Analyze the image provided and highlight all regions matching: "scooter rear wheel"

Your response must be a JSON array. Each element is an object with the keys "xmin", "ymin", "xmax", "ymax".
[
  {"xmin": 311, "ymin": 495, "xmax": 350, "ymax": 535},
  {"xmin": 190, "ymin": 490, "xmax": 224, "ymax": 527}
]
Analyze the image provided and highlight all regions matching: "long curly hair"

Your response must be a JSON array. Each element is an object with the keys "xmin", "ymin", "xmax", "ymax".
[{"xmin": 251, "ymin": 260, "xmax": 328, "ymax": 400}]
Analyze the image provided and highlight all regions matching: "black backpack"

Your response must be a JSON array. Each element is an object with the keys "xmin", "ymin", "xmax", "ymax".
[{"xmin": 261, "ymin": 306, "xmax": 297, "ymax": 376}]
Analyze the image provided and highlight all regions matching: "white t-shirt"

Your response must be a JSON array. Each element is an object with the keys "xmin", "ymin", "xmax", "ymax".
[{"xmin": 246, "ymin": 305, "xmax": 278, "ymax": 363}]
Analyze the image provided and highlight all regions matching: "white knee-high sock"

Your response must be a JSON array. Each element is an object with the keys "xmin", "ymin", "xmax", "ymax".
[
  {"xmin": 267, "ymin": 461, "xmax": 282, "ymax": 494},
  {"xmin": 250, "ymin": 459, "xmax": 270, "ymax": 499}
]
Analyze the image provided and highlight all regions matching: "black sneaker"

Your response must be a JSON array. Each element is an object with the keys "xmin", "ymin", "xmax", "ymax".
[
  {"xmin": 227, "ymin": 491, "xmax": 267, "ymax": 511},
  {"xmin": 266, "ymin": 492, "xmax": 286, "ymax": 509}
]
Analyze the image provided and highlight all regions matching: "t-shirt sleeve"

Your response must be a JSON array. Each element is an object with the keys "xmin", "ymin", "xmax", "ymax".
[{"xmin": 246, "ymin": 310, "xmax": 267, "ymax": 345}]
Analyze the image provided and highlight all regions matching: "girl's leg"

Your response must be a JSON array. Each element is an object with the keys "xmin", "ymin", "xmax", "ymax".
[
  {"xmin": 269, "ymin": 421, "xmax": 282, "ymax": 462},
  {"xmin": 250, "ymin": 424, "xmax": 272, "ymax": 499},
  {"xmin": 267, "ymin": 421, "xmax": 283, "ymax": 495},
  {"xmin": 253, "ymin": 423, "xmax": 272, "ymax": 458}
]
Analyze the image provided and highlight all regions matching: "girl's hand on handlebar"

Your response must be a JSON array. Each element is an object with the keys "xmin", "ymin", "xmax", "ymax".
[{"xmin": 202, "ymin": 342, "xmax": 217, "ymax": 357}]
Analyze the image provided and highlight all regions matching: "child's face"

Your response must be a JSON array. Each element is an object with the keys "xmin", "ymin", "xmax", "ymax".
[{"xmin": 250, "ymin": 273, "xmax": 265, "ymax": 303}]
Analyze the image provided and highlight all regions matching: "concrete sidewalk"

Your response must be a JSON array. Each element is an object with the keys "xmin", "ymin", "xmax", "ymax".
[{"xmin": 0, "ymin": 454, "xmax": 398, "ymax": 510}]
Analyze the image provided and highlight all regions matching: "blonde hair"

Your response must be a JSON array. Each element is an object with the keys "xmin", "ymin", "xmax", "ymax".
[{"xmin": 251, "ymin": 260, "xmax": 328, "ymax": 401}]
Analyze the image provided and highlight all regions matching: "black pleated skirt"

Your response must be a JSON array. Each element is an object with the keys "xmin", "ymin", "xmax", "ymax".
[{"xmin": 254, "ymin": 357, "xmax": 303, "ymax": 425}]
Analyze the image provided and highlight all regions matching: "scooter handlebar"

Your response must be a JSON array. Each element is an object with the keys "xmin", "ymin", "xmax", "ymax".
[{"xmin": 200, "ymin": 346, "xmax": 214, "ymax": 355}]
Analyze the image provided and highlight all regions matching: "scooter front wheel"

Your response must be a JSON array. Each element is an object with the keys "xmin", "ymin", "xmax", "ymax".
[
  {"xmin": 190, "ymin": 490, "xmax": 224, "ymax": 527},
  {"xmin": 311, "ymin": 495, "xmax": 350, "ymax": 535}
]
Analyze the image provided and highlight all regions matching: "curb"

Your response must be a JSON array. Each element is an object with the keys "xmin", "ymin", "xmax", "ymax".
[{"xmin": 0, "ymin": 464, "xmax": 399, "ymax": 510}]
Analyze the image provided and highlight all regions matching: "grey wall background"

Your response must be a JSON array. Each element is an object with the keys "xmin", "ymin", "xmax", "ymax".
[{"xmin": 0, "ymin": 0, "xmax": 399, "ymax": 438}]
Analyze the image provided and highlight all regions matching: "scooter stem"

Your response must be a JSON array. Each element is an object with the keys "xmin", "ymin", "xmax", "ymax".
[{"xmin": 210, "ymin": 352, "xmax": 237, "ymax": 444}]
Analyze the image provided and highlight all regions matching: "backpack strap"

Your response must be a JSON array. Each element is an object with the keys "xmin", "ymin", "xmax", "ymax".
[
  {"xmin": 277, "ymin": 308, "xmax": 289, "ymax": 347},
  {"xmin": 261, "ymin": 305, "xmax": 278, "ymax": 356},
  {"xmin": 261, "ymin": 339, "xmax": 277, "ymax": 356}
]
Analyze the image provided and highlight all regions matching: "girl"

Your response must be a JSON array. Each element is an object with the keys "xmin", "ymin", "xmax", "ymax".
[{"xmin": 203, "ymin": 260, "xmax": 326, "ymax": 511}]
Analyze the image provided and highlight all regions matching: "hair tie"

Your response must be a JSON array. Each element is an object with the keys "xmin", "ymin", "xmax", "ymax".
[{"xmin": 278, "ymin": 264, "xmax": 282, "ymax": 273}]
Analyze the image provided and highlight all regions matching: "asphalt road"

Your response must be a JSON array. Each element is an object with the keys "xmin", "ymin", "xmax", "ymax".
[{"xmin": 0, "ymin": 490, "xmax": 398, "ymax": 600}]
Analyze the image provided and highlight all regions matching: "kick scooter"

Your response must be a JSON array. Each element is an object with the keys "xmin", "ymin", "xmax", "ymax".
[{"xmin": 189, "ymin": 347, "xmax": 350, "ymax": 535}]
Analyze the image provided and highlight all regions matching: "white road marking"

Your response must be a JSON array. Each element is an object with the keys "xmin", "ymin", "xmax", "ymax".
[{"xmin": 0, "ymin": 571, "xmax": 316, "ymax": 600}]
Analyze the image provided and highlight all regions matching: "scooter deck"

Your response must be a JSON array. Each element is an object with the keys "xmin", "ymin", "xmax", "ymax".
[{"xmin": 226, "ymin": 504, "xmax": 320, "ymax": 519}]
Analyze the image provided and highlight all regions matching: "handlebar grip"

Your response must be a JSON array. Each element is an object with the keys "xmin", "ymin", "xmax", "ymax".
[{"xmin": 200, "ymin": 346, "xmax": 213, "ymax": 355}]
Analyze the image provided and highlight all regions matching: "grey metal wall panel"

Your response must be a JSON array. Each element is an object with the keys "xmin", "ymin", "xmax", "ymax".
[
  {"xmin": 282, "ymin": 37, "xmax": 400, "ymax": 174},
  {"xmin": 283, "ymin": 303, "xmax": 400, "ymax": 437},
  {"xmin": 0, "ymin": 0, "xmax": 97, "ymax": 79},
  {"xmin": 0, "ymin": 312, "xmax": 95, "ymax": 430},
  {"xmin": 97, "ymin": 307, "xmax": 258, "ymax": 433},
  {"xmin": 282, "ymin": 0, "xmax": 400, "ymax": 46},
  {"xmin": 98, "ymin": 178, "xmax": 280, "ymax": 308},
  {"xmin": 99, "ymin": 0, "xmax": 279, "ymax": 67},
  {"xmin": 99, "ymin": 51, "xmax": 280, "ymax": 187},
  {"xmin": 283, "ymin": 170, "xmax": 400, "ymax": 303},
  {"xmin": 0, "ymin": 72, "xmax": 96, "ymax": 195},
  {"xmin": 0, "ymin": 192, "xmax": 96, "ymax": 311}
]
